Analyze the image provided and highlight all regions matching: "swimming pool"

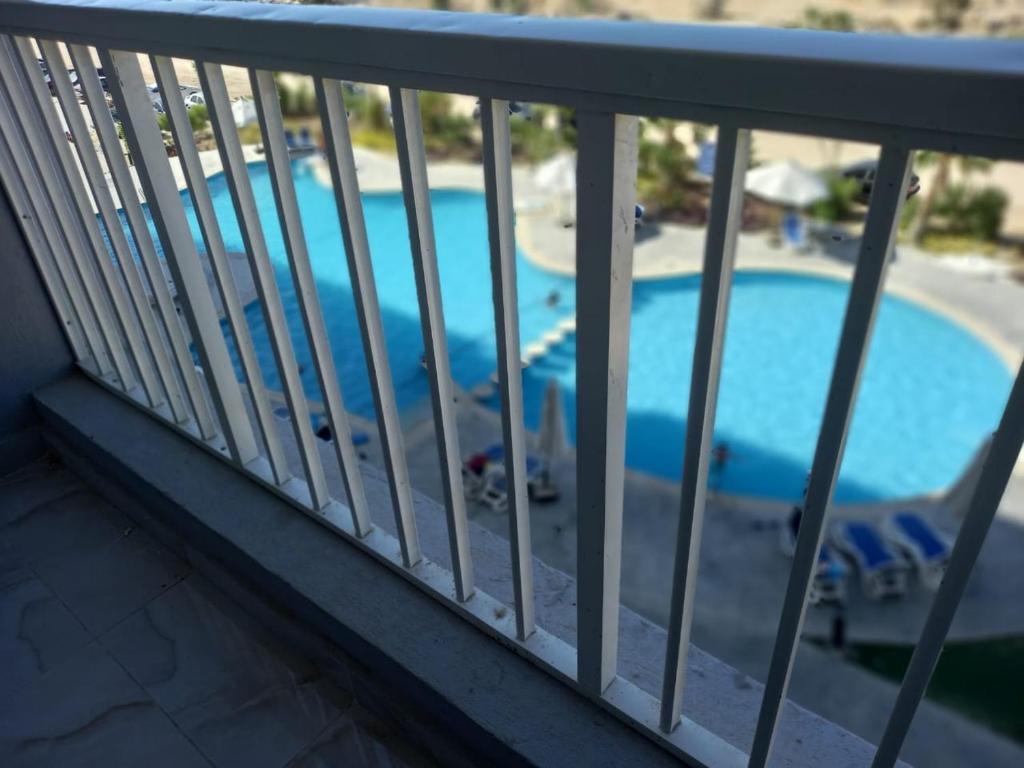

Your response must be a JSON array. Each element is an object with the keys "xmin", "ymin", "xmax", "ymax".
[{"xmin": 115, "ymin": 158, "xmax": 1012, "ymax": 503}]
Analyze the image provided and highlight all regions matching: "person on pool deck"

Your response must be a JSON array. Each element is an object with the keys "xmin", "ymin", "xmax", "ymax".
[{"xmin": 710, "ymin": 441, "xmax": 733, "ymax": 489}]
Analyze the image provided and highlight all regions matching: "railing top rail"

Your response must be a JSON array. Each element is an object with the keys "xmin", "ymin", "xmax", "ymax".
[{"xmin": 1, "ymin": 0, "xmax": 1022, "ymax": 156}]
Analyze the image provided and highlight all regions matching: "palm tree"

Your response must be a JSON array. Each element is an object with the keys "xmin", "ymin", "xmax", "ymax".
[{"xmin": 911, "ymin": 151, "xmax": 992, "ymax": 243}]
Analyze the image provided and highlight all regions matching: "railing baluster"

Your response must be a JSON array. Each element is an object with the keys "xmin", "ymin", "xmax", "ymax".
[
  {"xmin": 390, "ymin": 86, "xmax": 473, "ymax": 595},
  {"xmin": 101, "ymin": 49, "xmax": 259, "ymax": 464},
  {"xmin": 0, "ymin": 79, "xmax": 98, "ymax": 367},
  {"xmin": 480, "ymin": 97, "xmax": 535, "ymax": 639},
  {"xmin": 574, "ymin": 111, "xmax": 639, "ymax": 695},
  {"xmin": 37, "ymin": 39, "xmax": 187, "ymax": 423},
  {"xmin": 748, "ymin": 145, "xmax": 914, "ymax": 768},
  {"xmin": 0, "ymin": 35, "xmax": 131, "ymax": 387},
  {"xmin": 316, "ymin": 76, "xmax": 417, "ymax": 545},
  {"xmin": 660, "ymin": 125, "xmax": 750, "ymax": 732},
  {"xmin": 68, "ymin": 43, "xmax": 218, "ymax": 439},
  {"xmin": 5, "ymin": 35, "xmax": 164, "ymax": 406},
  {"xmin": 250, "ymin": 69, "xmax": 370, "ymax": 530},
  {"xmin": 149, "ymin": 55, "xmax": 288, "ymax": 479},
  {"xmin": 197, "ymin": 61, "xmax": 326, "ymax": 497},
  {"xmin": 872, "ymin": 359, "xmax": 1024, "ymax": 767},
  {"xmin": 0, "ymin": 117, "xmax": 89, "ymax": 361}
]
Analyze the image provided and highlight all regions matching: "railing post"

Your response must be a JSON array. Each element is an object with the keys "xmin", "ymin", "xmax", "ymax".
[
  {"xmin": 198, "ymin": 60, "xmax": 328, "ymax": 501},
  {"xmin": 660, "ymin": 125, "xmax": 750, "ymax": 732},
  {"xmin": 481, "ymin": 97, "xmax": 535, "ymax": 640},
  {"xmin": 0, "ymin": 116, "xmax": 88, "ymax": 361},
  {"xmin": 250, "ymin": 68, "xmax": 371, "ymax": 529},
  {"xmin": 149, "ymin": 54, "xmax": 289, "ymax": 479},
  {"xmin": 0, "ymin": 35, "xmax": 130, "ymax": 386},
  {"xmin": 67, "ymin": 42, "xmax": 218, "ymax": 439},
  {"xmin": 6, "ymin": 35, "xmax": 165, "ymax": 406},
  {"xmin": 102, "ymin": 49, "xmax": 259, "ymax": 464},
  {"xmin": 391, "ymin": 86, "xmax": 471, "ymax": 590},
  {"xmin": 0, "ymin": 79, "xmax": 93, "ymax": 365},
  {"xmin": 872, "ymin": 360, "xmax": 1024, "ymax": 768},
  {"xmin": 38, "ymin": 38, "xmax": 189, "ymax": 424},
  {"xmin": 748, "ymin": 145, "xmax": 914, "ymax": 768},
  {"xmin": 316, "ymin": 77, "xmax": 417, "ymax": 545},
  {"xmin": 574, "ymin": 111, "xmax": 638, "ymax": 695}
]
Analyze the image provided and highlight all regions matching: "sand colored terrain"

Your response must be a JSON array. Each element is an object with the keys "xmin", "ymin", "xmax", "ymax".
[
  {"xmin": 29, "ymin": 2, "xmax": 1024, "ymax": 239},
  {"xmin": 367, "ymin": 0, "xmax": 1019, "ymax": 35}
]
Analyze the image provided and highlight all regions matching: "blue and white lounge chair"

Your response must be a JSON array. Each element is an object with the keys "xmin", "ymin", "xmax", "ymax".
[
  {"xmin": 809, "ymin": 543, "xmax": 848, "ymax": 606},
  {"xmin": 831, "ymin": 521, "xmax": 909, "ymax": 600},
  {"xmin": 284, "ymin": 128, "xmax": 297, "ymax": 150},
  {"xmin": 480, "ymin": 469, "xmax": 509, "ymax": 513},
  {"xmin": 482, "ymin": 443, "xmax": 542, "ymax": 479},
  {"xmin": 883, "ymin": 511, "xmax": 951, "ymax": 590},
  {"xmin": 782, "ymin": 209, "xmax": 807, "ymax": 251}
]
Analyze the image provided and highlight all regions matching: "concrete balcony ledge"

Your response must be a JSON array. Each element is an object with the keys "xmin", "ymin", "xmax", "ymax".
[{"xmin": 34, "ymin": 373, "xmax": 884, "ymax": 767}]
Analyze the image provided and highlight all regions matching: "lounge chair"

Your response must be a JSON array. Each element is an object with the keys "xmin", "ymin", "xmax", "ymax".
[
  {"xmin": 883, "ymin": 511, "xmax": 951, "ymax": 590},
  {"xmin": 809, "ymin": 543, "xmax": 847, "ymax": 606},
  {"xmin": 481, "ymin": 443, "xmax": 563, "ymax": 502},
  {"xmin": 299, "ymin": 126, "xmax": 313, "ymax": 148},
  {"xmin": 831, "ymin": 521, "xmax": 909, "ymax": 600},
  {"xmin": 779, "ymin": 505, "xmax": 801, "ymax": 556},
  {"xmin": 461, "ymin": 452, "xmax": 490, "ymax": 502},
  {"xmin": 479, "ymin": 469, "xmax": 509, "ymax": 513},
  {"xmin": 481, "ymin": 443, "xmax": 543, "ymax": 480},
  {"xmin": 284, "ymin": 128, "xmax": 297, "ymax": 149},
  {"xmin": 464, "ymin": 444, "xmax": 559, "ymax": 506},
  {"xmin": 782, "ymin": 209, "xmax": 807, "ymax": 251}
]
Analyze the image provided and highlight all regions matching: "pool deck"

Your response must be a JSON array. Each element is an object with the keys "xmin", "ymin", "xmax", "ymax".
[
  {"xmin": 143, "ymin": 142, "xmax": 1024, "ymax": 639},
  {"xmin": 361, "ymin": 393, "xmax": 1024, "ymax": 768},
  {"xmin": 168, "ymin": 143, "xmax": 1024, "ymax": 643},
  {"xmin": 103, "ymin": 140, "xmax": 1024, "ymax": 759}
]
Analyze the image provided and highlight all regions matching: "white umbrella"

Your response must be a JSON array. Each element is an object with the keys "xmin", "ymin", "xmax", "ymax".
[
  {"xmin": 744, "ymin": 160, "xmax": 828, "ymax": 208},
  {"xmin": 538, "ymin": 378, "xmax": 568, "ymax": 475},
  {"xmin": 533, "ymin": 151, "xmax": 576, "ymax": 194},
  {"xmin": 534, "ymin": 151, "xmax": 576, "ymax": 224}
]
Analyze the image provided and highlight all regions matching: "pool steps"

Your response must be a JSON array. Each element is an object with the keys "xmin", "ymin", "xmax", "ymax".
[{"xmin": 485, "ymin": 313, "xmax": 577, "ymax": 389}]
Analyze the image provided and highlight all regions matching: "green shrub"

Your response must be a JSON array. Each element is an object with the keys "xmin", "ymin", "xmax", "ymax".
[
  {"xmin": 809, "ymin": 174, "xmax": 860, "ymax": 222},
  {"xmin": 345, "ymin": 91, "xmax": 391, "ymax": 132},
  {"xmin": 156, "ymin": 104, "xmax": 208, "ymax": 133},
  {"xmin": 418, "ymin": 91, "xmax": 475, "ymax": 157},
  {"xmin": 275, "ymin": 76, "xmax": 318, "ymax": 118},
  {"xmin": 636, "ymin": 137, "xmax": 695, "ymax": 216},
  {"xmin": 934, "ymin": 184, "xmax": 1008, "ymax": 241},
  {"xmin": 509, "ymin": 106, "xmax": 564, "ymax": 163},
  {"xmin": 187, "ymin": 104, "xmax": 209, "ymax": 132},
  {"xmin": 801, "ymin": 7, "xmax": 855, "ymax": 31},
  {"xmin": 351, "ymin": 128, "xmax": 397, "ymax": 153}
]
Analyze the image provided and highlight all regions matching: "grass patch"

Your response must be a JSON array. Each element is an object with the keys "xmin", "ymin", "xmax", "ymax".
[
  {"xmin": 844, "ymin": 637, "xmax": 1024, "ymax": 742},
  {"xmin": 351, "ymin": 128, "xmax": 397, "ymax": 154},
  {"xmin": 237, "ymin": 122, "xmax": 261, "ymax": 146},
  {"xmin": 917, "ymin": 232, "xmax": 1000, "ymax": 256}
]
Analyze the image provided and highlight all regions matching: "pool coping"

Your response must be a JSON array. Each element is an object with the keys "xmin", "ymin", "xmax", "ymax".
[{"xmin": 514, "ymin": 204, "xmax": 1022, "ymax": 375}]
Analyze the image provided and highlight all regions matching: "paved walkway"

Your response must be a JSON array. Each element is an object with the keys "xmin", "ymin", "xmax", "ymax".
[{"xmin": 0, "ymin": 457, "xmax": 428, "ymax": 768}]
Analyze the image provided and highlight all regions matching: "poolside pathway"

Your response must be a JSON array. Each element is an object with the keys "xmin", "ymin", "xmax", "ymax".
[{"xmin": 395, "ymin": 393, "xmax": 1024, "ymax": 768}]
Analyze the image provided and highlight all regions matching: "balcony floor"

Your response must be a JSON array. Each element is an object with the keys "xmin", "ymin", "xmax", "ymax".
[{"xmin": 0, "ymin": 455, "xmax": 428, "ymax": 768}]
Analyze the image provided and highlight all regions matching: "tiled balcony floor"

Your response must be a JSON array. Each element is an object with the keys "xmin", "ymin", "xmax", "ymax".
[{"xmin": 0, "ymin": 455, "xmax": 429, "ymax": 768}]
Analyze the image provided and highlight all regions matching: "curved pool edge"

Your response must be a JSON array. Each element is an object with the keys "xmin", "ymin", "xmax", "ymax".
[{"xmin": 516, "ymin": 210, "xmax": 1021, "ymax": 375}]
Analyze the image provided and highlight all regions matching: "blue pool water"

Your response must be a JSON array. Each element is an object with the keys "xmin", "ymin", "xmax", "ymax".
[{"xmin": 113, "ymin": 158, "xmax": 1012, "ymax": 502}]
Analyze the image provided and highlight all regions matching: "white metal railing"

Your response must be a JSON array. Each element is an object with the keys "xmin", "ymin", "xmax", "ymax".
[{"xmin": 0, "ymin": 2, "xmax": 1021, "ymax": 766}]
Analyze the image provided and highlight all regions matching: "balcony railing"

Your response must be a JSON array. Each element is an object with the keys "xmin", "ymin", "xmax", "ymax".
[{"xmin": 0, "ymin": 1, "xmax": 1022, "ymax": 765}]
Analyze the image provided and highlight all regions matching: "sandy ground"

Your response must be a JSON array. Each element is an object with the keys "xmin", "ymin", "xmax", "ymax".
[
  {"xmin": 369, "ymin": 0, "xmax": 1011, "ymax": 35},
  {"xmin": 31, "ymin": 0, "xmax": 1024, "ymax": 238}
]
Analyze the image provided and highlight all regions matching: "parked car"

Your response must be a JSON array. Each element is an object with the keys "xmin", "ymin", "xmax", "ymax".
[
  {"xmin": 184, "ymin": 91, "xmax": 205, "ymax": 109},
  {"xmin": 842, "ymin": 159, "xmax": 921, "ymax": 204}
]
